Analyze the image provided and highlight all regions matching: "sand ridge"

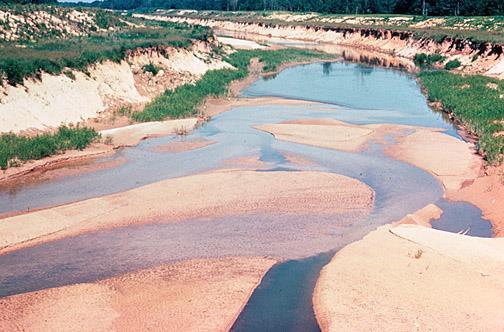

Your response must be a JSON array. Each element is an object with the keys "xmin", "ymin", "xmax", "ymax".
[
  {"xmin": 259, "ymin": 118, "xmax": 504, "ymax": 235},
  {"xmin": 0, "ymin": 169, "xmax": 374, "ymax": 253},
  {"xmin": 313, "ymin": 219, "xmax": 504, "ymax": 331},
  {"xmin": 255, "ymin": 118, "xmax": 411, "ymax": 152},
  {"xmin": 0, "ymin": 257, "xmax": 276, "ymax": 332}
]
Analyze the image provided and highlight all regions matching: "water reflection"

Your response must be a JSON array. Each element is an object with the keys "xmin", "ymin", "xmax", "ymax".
[{"xmin": 322, "ymin": 62, "xmax": 332, "ymax": 75}]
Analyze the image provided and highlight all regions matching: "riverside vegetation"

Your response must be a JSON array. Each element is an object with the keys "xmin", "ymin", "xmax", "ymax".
[
  {"xmin": 0, "ymin": 6, "xmax": 330, "ymax": 170},
  {"xmin": 411, "ymin": 52, "xmax": 503, "ymax": 163},
  {"xmin": 132, "ymin": 48, "xmax": 332, "ymax": 122},
  {"xmin": 0, "ymin": 8, "xmax": 211, "ymax": 170},
  {"xmin": 0, "ymin": 126, "xmax": 99, "ymax": 170},
  {"xmin": 0, "ymin": 17, "xmax": 211, "ymax": 85},
  {"xmin": 418, "ymin": 71, "xmax": 504, "ymax": 163}
]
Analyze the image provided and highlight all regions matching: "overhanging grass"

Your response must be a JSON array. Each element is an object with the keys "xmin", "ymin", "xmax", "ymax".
[
  {"xmin": 132, "ymin": 48, "xmax": 331, "ymax": 122},
  {"xmin": 0, "ymin": 126, "xmax": 100, "ymax": 170},
  {"xmin": 418, "ymin": 71, "xmax": 504, "ymax": 163}
]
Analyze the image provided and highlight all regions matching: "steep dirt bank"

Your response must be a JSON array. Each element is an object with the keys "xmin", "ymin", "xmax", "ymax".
[
  {"xmin": 138, "ymin": 14, "xmax": 504, "ymax": 79},
  {"xmin": 0, "ymin": 257, "xmax": 275, "ymax": 332},
  {"xmin": 0, "ymin": 41, "xmax": 230, "ymax": 133}
]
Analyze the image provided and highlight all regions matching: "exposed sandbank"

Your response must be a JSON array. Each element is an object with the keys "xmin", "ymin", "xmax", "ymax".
[
  {"xmin": 313, "ymin": 215, "xmax": 504, "ymax": 331},
  {"xmin": 385, "ymin": 129, "xmax": 504, "ymax": 236},
  {"xmin": 386, "ymin": 128, "xmax": 482, "ymax": 192},
  {"xmin": 100, "ymin": 118, "xmax": 199, "ymax": 148},
  {"xmin": 260, "ymin": 118, "xmax": 503, "ymax": 235},
  {"xmin": 0, "ymin": 170, "xmax": 374, "ymax": 254},
  {"xmin": 202, "ymin": 96, "xmax": 320, "ymax": 118},
  {"xmin": 255, "ymin": 118, "xmax": 409, "ymax": 152},
  {"xmin": 0, "ymin": 257, "xmax": 275, "ymax": 332}
]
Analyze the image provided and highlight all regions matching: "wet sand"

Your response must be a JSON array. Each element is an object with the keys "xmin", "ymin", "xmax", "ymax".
[
  {"xmin": 0, "ymin": 145, "xmax": 114, "ymax": 185},
  {"xmin": 0, "ymin": 170, "xmax": 374, "ymax": 253},
  {"xmin": 386, "ymin": 128, "xmax": 482, "ymax": 192},
  {"xmin": 149, "ymin": 138, "xmax": 216, "ymax": 153},
  {"xmin": 0, "ymin": 257, "xmax": 275, "ymax": 332},
  {"xmin": 313, "ymin": 221, "xmax": 504, "ymax": 331},
  {"xmin": 449, "ymin": 165, "xmax": 504, "ymax": 237}
]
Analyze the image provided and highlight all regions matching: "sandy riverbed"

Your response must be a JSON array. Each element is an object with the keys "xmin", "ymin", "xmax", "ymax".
[
  {"xmin": 260, "ymin": 117, "xmax": 503, "ymax": 235},
  {"xmin": 0, "ymin": 170, "xmax": 374, "ymax": 253},
  {"xmin": 0, "ymin": 256, "xmax": 275, "ymax": 332}
]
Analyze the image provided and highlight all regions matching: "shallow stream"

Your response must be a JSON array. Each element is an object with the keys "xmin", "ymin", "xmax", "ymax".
[{"xmin": 0, "ymin": 61, "xmax": 492, "ymax": 330}]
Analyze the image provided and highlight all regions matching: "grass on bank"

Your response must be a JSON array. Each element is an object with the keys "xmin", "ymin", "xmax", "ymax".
[
  {"xmin": 418, "ymin": 71, "xmax": 504, "ymax": 164},
  {"xmin": 0, "ymin": 20, "xmax": 211, "ymax": 86},
  {"xmin": 0, "ymin": 126, "xmax": 100, "ymax": 170},
  {"xmin": 132, "ymin": 48, "xmax": 331, "ymax": 122}
]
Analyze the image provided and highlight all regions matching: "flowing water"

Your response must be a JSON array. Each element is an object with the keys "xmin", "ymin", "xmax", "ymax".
[{"xmin": 0, "ymin": 61, "xmax": 492, "ymax": 330}]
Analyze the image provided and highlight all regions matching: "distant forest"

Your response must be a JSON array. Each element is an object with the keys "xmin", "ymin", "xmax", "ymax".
[
  {"xmin": 84, "ymin": 0, "xmax": 503, "ymax": 16},
  {"xmin": 0, "ymin": 0, "xmax": 56, "ymax": 3}
]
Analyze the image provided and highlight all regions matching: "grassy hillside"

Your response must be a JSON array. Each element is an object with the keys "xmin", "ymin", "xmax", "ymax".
[{"xmin": 0, "ymin": 6, "xmax": 211, "ymax": 85}]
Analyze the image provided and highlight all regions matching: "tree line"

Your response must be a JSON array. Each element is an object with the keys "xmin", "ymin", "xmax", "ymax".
[{"xmin": 86, "ymin": 0, "xmax": 503, "ymax": 16}]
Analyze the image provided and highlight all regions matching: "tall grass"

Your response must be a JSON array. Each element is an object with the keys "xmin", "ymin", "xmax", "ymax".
[
  {"xmin": 0, "ymin": 126, "xmax": 99, "ymax": 170},
  {"xmin": 132, "ymin": 48, "xmax": 331, "ymax": 122},
  {"xmin": 419, "ymin": 71, "xmax": 504, "ymax": 163}
]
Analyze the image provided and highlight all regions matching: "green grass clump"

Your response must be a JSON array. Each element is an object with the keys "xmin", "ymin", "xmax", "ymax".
[
  {"xmin": 444, "ymin": 59, "xmax": 461, "ymax": 70},
  {"xmin": 419, "ymin": 71, "xmax": 504, "ymax": 163},
  {"xmin": 413, "ymin": 53, "xmax": 445, "ymax": 68},
  {"xmin": 132, "ymin": 48, "xmax": 331, "ymax": 122},
  {"xmin": 0, "ymin": 126, "xmax": 99, "ymax": 170},
  {"xmin": 142, "ymin": 62, "xmax": 161, "ymax": 75}
]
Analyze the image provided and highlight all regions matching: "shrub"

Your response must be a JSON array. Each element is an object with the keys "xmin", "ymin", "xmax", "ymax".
[
  {"xmin": 63, "ymin": 70, "xmax": 76, "ymax": 80},
  {"xmin": 444, "ymin": 59, "xmax": 461, "ymax": 70},
  {"xmin": 414, "ymin": 53, "xmax": 446, "ymax": 68},
  {"xmin": 142, "ymin": 62, "xmax": 160, "ymax": 76}
]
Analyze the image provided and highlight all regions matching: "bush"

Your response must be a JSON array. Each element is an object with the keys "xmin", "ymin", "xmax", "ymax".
[
  {"xmin": 444, "ymin": 59, "xmax": 461, "ymax": 70},
  {"xmin": 0, "ymin": 126, "xmax": 99, "ymax": 170},
  {"xmin": 414, "ymin": 53, "xmax": 446, "ymax": 68},
  {"xmin": 142, "ymin": 62, "xmax": 160, "ymax": 75}
]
